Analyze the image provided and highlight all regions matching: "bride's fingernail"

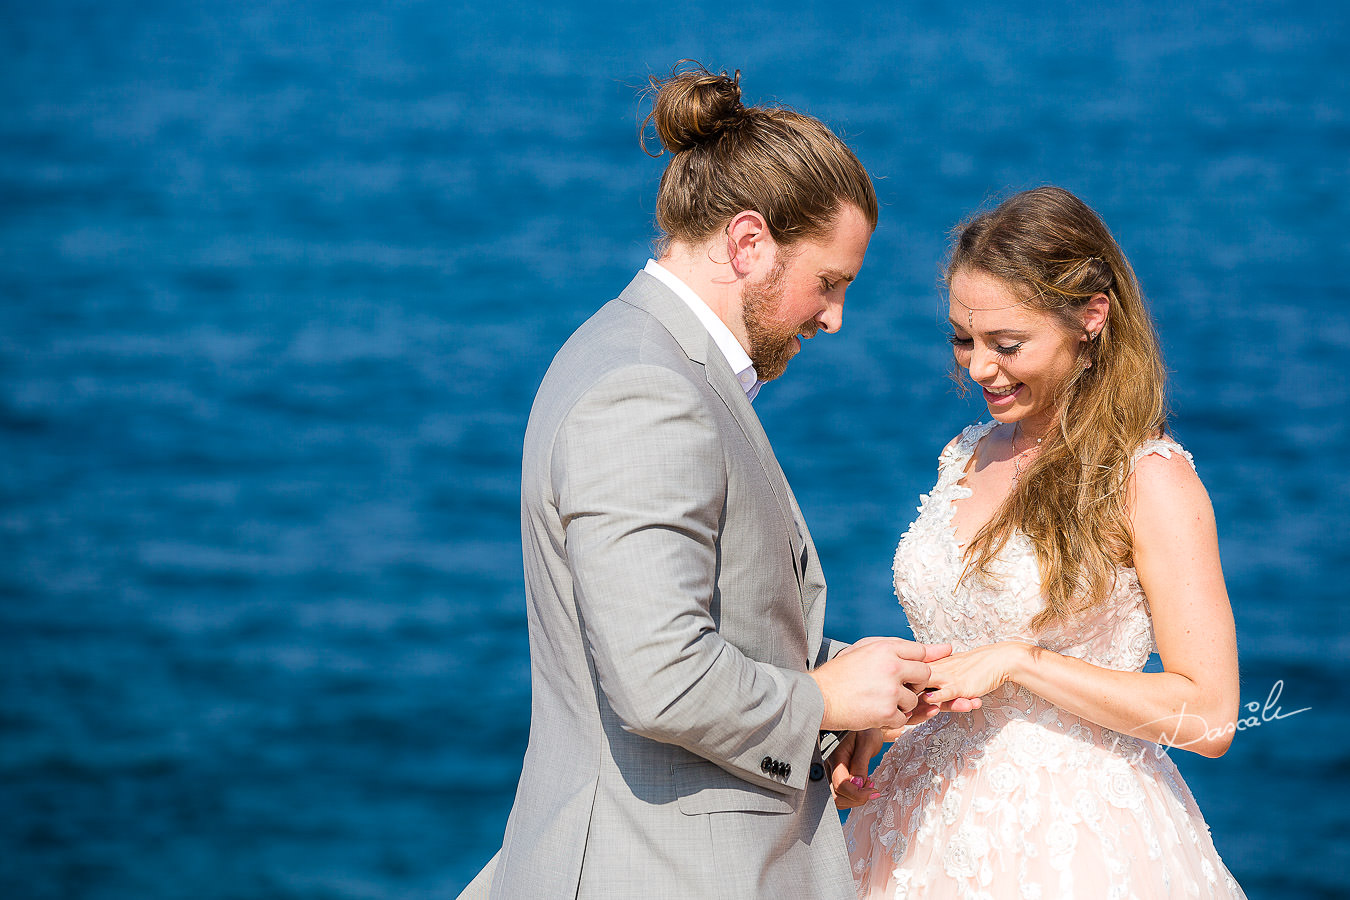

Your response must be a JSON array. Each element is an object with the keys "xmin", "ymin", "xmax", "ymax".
[
  {"xmin": 850, "ymin": 776, "xmax": 865, "ymax": 787},
  {"xmin": 869, "ymin": 792, "xmax": 881, "ymax": 799}
]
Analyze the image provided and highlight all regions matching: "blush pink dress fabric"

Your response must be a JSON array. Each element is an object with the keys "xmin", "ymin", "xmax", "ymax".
[{"xmin": 844, "ymin": 422, "xmax": 1245, "ymax": 900}]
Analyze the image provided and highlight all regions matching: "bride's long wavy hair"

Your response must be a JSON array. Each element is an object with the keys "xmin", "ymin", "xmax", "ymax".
[{"xmin": 948, "ymin": 187, "xmax": 1169, "ymax": 631}]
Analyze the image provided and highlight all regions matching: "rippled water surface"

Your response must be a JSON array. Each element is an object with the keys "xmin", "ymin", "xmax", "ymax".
[{"xmin": 3, "ymin": 2, "xmax": 1347, "ymax": 897}]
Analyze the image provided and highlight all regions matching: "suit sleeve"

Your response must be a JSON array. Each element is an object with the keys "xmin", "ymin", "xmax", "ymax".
[
  {"xmin": 815, "ymin": 638, "xmax": 848, "ymax": 667},
  {"xmin": 553, "ymin": 365, "xmax": 826, "ymax": 793}
]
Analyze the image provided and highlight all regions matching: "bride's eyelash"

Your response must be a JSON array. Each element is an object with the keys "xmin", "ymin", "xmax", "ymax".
[{"xmin": 947, "ymin": 333, "xmax": 1023, "ymax": 356}]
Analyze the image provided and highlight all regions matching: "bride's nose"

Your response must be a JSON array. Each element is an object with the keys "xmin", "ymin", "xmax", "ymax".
[{"xmin": 968, "ymin": 346, "xmax": 1001, "ymax": 382}]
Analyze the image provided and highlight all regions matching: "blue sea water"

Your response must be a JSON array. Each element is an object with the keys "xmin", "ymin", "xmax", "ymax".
[{"xmin": 2, "ymin": 1, "xmax": 1347, "ymax": 897}]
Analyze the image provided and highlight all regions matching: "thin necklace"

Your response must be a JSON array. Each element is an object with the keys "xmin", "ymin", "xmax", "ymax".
[{"xmin": 1010, "ymin": 422, "xmax": 1042, "ymax": 487}]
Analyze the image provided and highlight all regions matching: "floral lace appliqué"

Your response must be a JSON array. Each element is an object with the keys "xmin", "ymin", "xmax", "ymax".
[{"xmin": 849, "ymin": 425, "xmax": 1245, "ymax": 900}]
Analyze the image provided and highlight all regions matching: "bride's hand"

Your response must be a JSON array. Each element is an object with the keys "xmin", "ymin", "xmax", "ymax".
[
  {"xmin": 895, "ymin": 691, "xmax": 983, "ymax": 727},
  {"xmin": 829, "ymin": 729, "xmax": 883, "ymax": 809},
  {"xmin": 878, "ymin": 691, "xmax": 985, "ymax": 740},
  {"xmin": 918, "ymin": 642, "xmax": 1033, "ymax": 704}
]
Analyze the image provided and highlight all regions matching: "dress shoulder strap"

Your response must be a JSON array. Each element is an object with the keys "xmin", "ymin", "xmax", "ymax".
[
  {"xmin": 938, "ymin": 421, "xmax": 998, "ymax": 475},
  {"xmin": 1130, "ymin": 434, "xmax": 1197, "ymax": 472}
]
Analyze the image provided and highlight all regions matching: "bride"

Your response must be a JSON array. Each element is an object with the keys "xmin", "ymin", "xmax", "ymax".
[{"xmin": 843, "ymin": 187, "xmax": 1246, "ymax": 898}]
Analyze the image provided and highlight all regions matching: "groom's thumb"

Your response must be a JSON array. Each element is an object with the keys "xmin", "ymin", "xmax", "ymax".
[{"xmin": 920, "ymin": 643, "xmax": 952, "ymax": 663}]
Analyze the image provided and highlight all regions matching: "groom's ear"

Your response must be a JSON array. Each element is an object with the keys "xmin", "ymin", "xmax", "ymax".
[{"xmin": 725, "ymin": 209, "xmax": 774, "ymax": 278}]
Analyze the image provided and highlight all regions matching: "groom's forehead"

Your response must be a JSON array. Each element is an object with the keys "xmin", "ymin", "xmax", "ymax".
[{"xmin": 788, "ymin": 208, "xmax": 872, "ymax": 276}]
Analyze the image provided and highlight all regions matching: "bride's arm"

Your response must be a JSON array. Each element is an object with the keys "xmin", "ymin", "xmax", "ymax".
[{"xmin": 919, "ymin": 450, "xmax": 1241, "ymax": 757}]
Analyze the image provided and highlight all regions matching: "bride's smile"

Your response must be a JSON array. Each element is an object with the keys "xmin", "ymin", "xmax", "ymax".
[{"xmin": 947, "ymin": 267, "xmax": 1108, "ymax": 441}]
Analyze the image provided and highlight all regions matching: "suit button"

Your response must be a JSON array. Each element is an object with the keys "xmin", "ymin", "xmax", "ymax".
[
  {"xmin": 809, "ymin": 762, "xmax": 825, "ymax": 782},
  {"xmin": 781, "ymin": 762, "xmax": 791, "ymax": 780},
  {"xmin": 761, "ymin": 756, "xmax": 773, "ymax": 774}
]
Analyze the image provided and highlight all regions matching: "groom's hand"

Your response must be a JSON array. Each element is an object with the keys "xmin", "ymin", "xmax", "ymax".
[{"xmin": 810, "ymin": 638, "xmax": 952, "ymax": 732}]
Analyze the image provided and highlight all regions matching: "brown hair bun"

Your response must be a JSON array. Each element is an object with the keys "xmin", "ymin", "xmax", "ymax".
[
  {"xmin": 640, "ymin": 60, "xmax": 877, "ymax": 255},
  {"xmin": 646, "ymin": 61, "xmax": 744, "ymax": 154}
]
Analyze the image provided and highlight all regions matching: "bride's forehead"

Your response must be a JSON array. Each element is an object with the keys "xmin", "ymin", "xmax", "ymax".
[
  {"xmin": 948, "ymin": 292, "xmax": 1059, "ymax": 332},
  {"xmin": 949, "ymin": 269, "xmax": 1019, "ymax": 305}
]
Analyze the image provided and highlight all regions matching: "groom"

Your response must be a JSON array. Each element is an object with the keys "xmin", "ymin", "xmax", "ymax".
[{"xmin": 460, "ymin": 63, "xmax": 952, "ymax": 899}]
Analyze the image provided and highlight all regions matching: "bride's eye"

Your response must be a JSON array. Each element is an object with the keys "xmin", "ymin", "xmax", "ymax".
[
  {"xmin": 947, "ymin": 334, "xmax": 973, "ymax": 349},
  {"xmin": 994, "ymin": 342, "xmax": 1024, "ymax": 356}
]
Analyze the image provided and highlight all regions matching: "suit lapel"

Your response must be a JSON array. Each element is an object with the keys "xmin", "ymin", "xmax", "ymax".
[
  {"xmin": 702, "ymin": 357, "xmax": 808, "ymax": 592},
  {"xmin": 781, "ymin": 477, "xmax": 827, "ymax": 628},
  {"xmin": 617, "ymin": 273, "xmax": 808, "ymax": 594}
]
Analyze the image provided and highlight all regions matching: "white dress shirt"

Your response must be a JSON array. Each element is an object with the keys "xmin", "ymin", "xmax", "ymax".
[{"xmin": 644, "ymin": 259, "xmax": 761, "ymax": 401}]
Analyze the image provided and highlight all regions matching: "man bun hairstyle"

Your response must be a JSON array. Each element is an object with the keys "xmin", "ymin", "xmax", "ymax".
[
  {"xmin": 642, "ymin": 61, "xmax": 878, "ymax": 254},
  {"xmin": 646, "ymin": 64, "xmax": 746, "ymax": 153}
]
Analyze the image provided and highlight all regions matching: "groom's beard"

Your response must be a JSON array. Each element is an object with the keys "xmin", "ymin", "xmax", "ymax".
[{"xmin": 741, "ymin": 258, "xmax": 817, "ymax": 382}]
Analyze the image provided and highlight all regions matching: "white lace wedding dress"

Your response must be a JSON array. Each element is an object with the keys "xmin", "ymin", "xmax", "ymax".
[{"xmin": 844, "ymin": 422, "xmax": 1245, "ymax": 899}]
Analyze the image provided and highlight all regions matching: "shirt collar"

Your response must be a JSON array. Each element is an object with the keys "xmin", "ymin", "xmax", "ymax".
[{"xmin": 644, "ymin": 259, "xmax": 761, "ymax": 401}]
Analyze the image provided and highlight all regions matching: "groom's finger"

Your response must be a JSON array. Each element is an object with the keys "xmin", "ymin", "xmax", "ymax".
[
  {"xmin": 896, "ymin": 683, "xmax": 919, "ymax": 711},
  {"xmin": 920, "ymin": 642, "xmax": 953, "ymax": 662},
  {"xmin": 888, "ymin": 638, "xmax": 935, "ymax": 661},
  {"xmin": 903, "ymin": 698, "xmax": 943, "ymax": 725},
  {"xmin": 892, "ymin": 684, "xmax": 920, "ymax": 716}
]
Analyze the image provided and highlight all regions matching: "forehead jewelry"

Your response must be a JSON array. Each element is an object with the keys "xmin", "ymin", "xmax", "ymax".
[{"xmin": 952, "ymin": 293, "xmax": 1027, "ymax": 328}]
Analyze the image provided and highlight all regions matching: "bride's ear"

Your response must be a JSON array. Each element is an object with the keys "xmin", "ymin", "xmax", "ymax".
[{"xmin": 1080, "ymin": 293, "xmax": 1110, "ymax": 341}]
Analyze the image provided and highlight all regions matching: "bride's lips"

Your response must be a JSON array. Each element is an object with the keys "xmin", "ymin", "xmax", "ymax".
[{"xmin": 982, "ymin": 384, "xmax": 1023, "ymax": 406}]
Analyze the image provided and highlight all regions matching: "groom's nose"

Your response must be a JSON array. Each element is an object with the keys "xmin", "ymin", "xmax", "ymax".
[{"xmin": 817, "ymin": 302, "xmax": 843, "ymax": 334}]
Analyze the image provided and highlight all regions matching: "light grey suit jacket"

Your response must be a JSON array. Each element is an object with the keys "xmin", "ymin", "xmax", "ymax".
[{"xmin": 461, "ymin": 271, "xmax": 853, "ymax": 899}]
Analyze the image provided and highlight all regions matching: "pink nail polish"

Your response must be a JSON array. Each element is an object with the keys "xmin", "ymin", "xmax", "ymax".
[
  {"xmin": 869, "ymin": 792, "xmax": 881, "ymax": 799},
  {"xmin": 850, "ymin": 776, "xmax": 865, "ymax": 787}
]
